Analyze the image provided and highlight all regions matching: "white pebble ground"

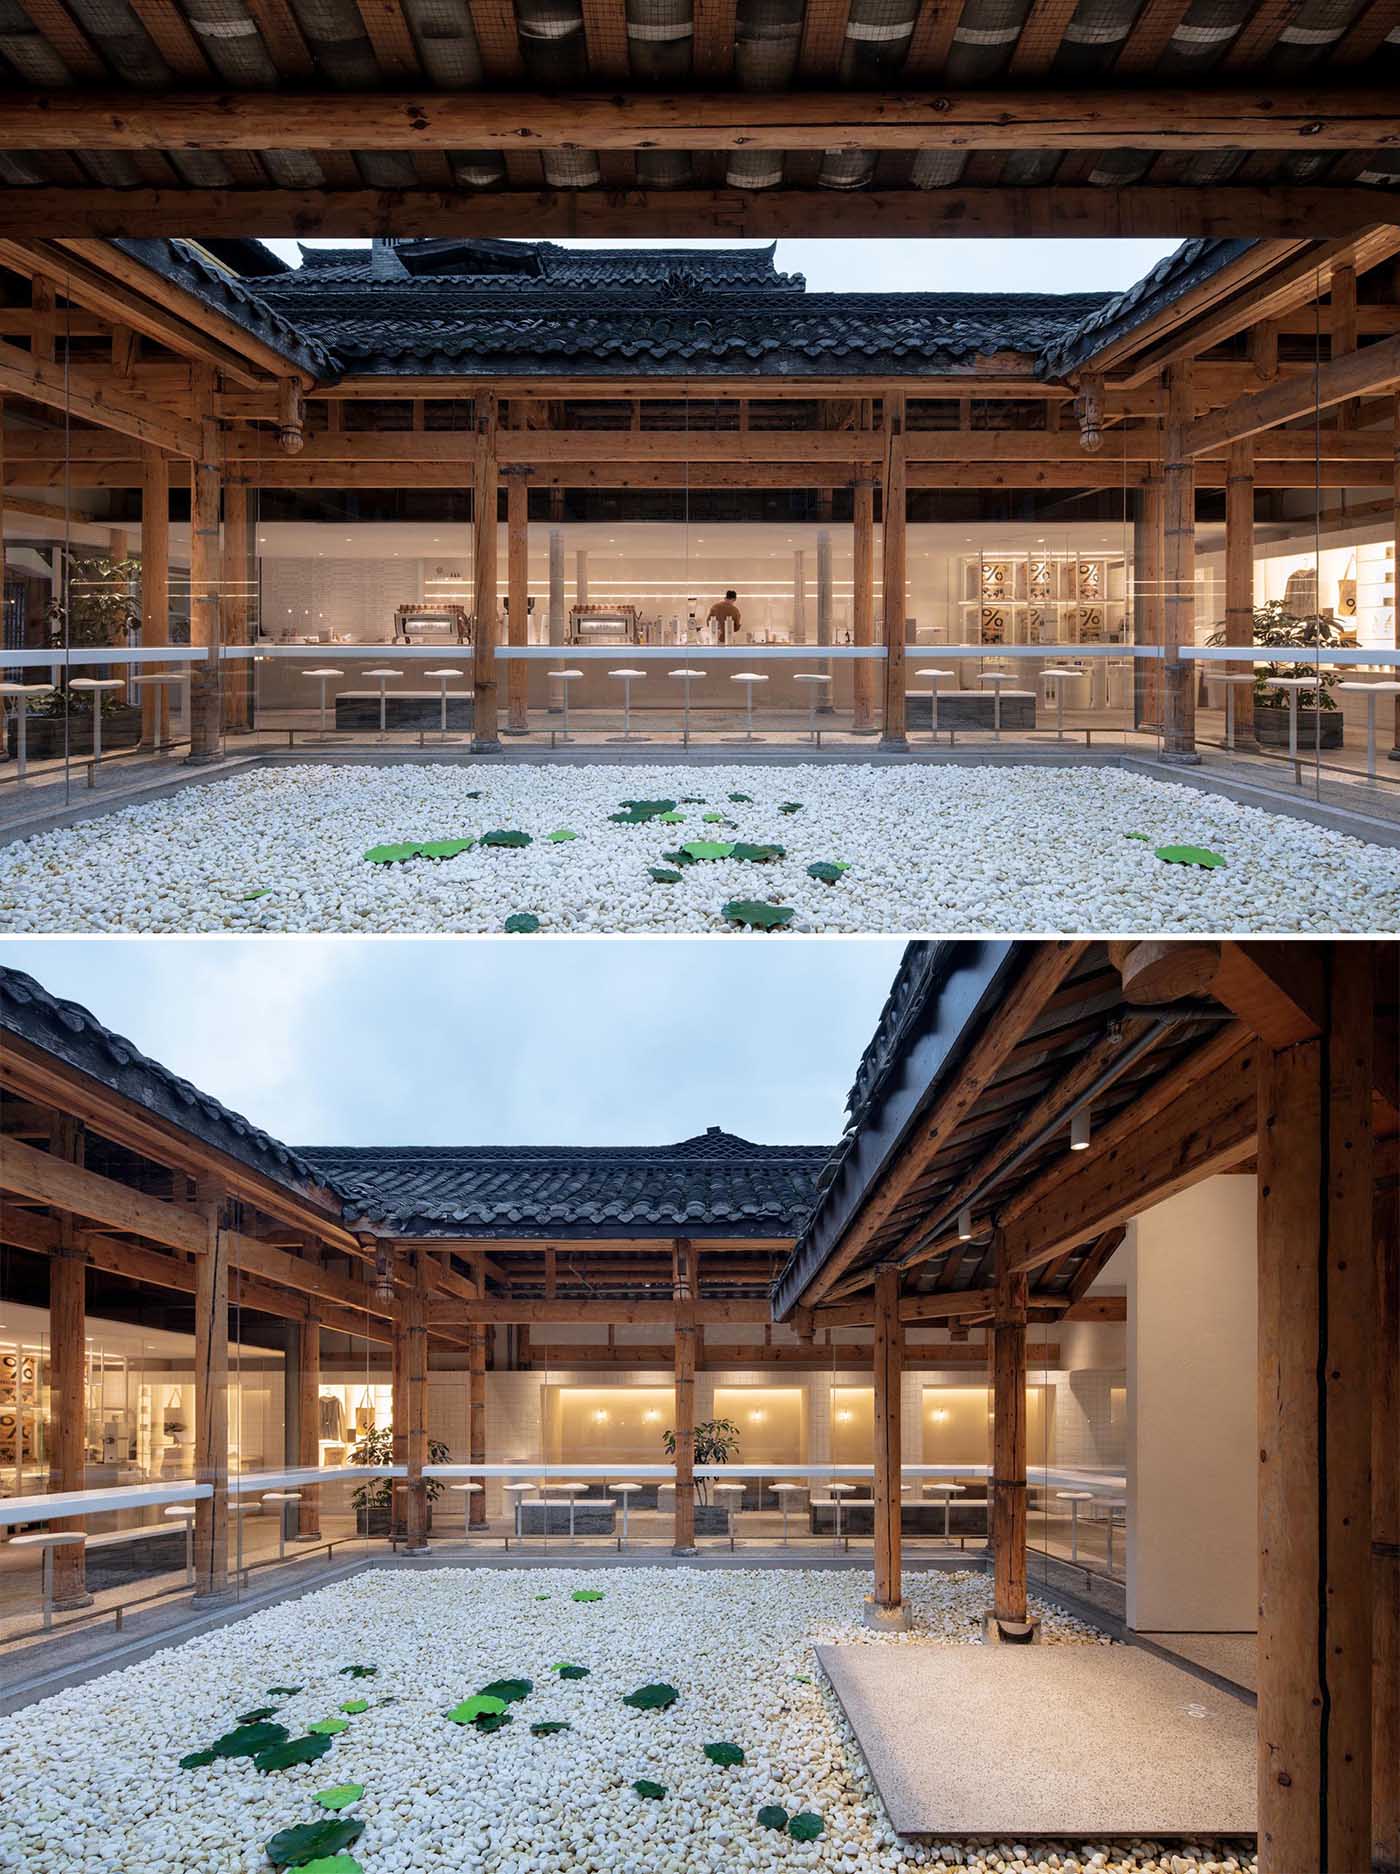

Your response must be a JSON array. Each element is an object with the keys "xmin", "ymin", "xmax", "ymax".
[
  {"xmin": 0, "ymin": 1567, "xmax": 1254, "ymax": 1874},
  {"xmin": 1, "ymin": 762, "xmax": 1395, "ymax": 934}
]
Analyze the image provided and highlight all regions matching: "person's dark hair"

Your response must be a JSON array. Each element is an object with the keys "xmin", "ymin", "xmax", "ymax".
[{"xmin": 725, "ymin": 589, "xmax": 737, "ymax": 601}]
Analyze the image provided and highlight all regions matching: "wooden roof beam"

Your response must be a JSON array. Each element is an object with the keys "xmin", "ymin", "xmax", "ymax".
[
  {"xmin": 427, "ymin": 1296, "xmax": 773, "ymax": 1325},
  {"xmin": 0, "ymin": 336, "xmax": 199, "ymax": 455},
  {"xmin": 1186, "ymin": 332, "xmax": 1400, "ymax": 456}
]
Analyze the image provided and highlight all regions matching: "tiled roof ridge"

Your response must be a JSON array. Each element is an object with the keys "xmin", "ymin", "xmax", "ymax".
[
  {"xmin": 112, "ymin": 239, "xmax": 342, "ymax": 378},
  {"xmin": 301, "ymin": 1132, "xmax": 829, "ymax": 1163}
]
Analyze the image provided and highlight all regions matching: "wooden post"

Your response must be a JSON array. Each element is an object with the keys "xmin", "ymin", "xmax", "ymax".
[
  {"xmin": 192, "ymin": 1179, "xmax": 230, "ymax": 1602},
  {"xmin": 1375, "ymin": 1177, "xmax": 1399, "ymax": 1874},
  {"xmin": 879, "ymin": 391, "xmax": 908, "ymax": 751},
  {"xmin": 46, "ymin": 1117, "xmax": 91, "ymax": 1607},
  {"xmin": 186, "ymin": 456, "xmax": 223, "ymax": 762},
  {"xmin": 1391, "ymin": 388, "xmax": 1400, "ymax": 761},
  {"xmin": 1332, "ymin": 262, "xmax": 1358, "ymax": 429},
  {"xmin": 221, "ymin": 478, "xmax": 250, "ymax": 733},
  {"xmin": 471, "ymin": 388, "xmax": 500, "ymax": 752},
  {"xmin": 851, "ymin": 464, "xmax": 876, "ymax": 735},
  {"xmin": 867, "ymin": 1263, "xmax": 906, "ymax": 1626},
  {"xmin": 990, "ymin": 1234, "xmax": 1030, "ymax": 1635},
  {"xmin": 1162, "ymin": 360, "xmax": 1198, "ymax": 761},
  {"xmin": 672, "ymin": 1237, "xmax": 696, "ymax": 1555},
  {"xmin": 1133, "ymin": 434, "xmax": 1165, "ymax": 732},
  {"xmin": 1224, "ymin": 438, "xmax": 1257, "ymax": 749},
  {"xmin": 297, "ymin": 1314, "xmax": 321, "ymax": 1539},
  {"xmin": 468, "ymin": 1324, "xmax": 487, "ymax": 1526},
  {"xmin": 506, "ymin": 470, "xmax": 529, "ymax": 735},
  {"xmin": 0, "ymin": 398, "xmax": 6, "ymax": 628},
  {"xmin": 402, "ymin": 1255, "xmax": 429, "ymax": 1549},
  {"xmin": 1257, "ymin": 949, "xmax": 1374, "ymax": 1874},
  {"xmin": 140, "ymin": 446, "xmax": 170, "ymax": 748}
]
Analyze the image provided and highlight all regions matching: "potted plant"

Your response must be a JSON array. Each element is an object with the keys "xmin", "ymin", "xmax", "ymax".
[
  {"xmin": 6, "ymin": 552, "xmax": 143, "ymax": 761},
  {"xmin": 662, "ymin": 1416, "xmax": 741, "ymax": 1533},
  {"xmin": 349, "ymin": 1424, "xmax": 452, "ymax": 1536},
  {"xmin": 1206, "ymin": 600, "xmax": 1349, "ymax": 749}
]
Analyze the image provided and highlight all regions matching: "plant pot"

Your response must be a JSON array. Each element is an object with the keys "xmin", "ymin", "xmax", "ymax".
[
  {"xmin": 5, "ymin": 705, "xmax": 143, "ymax": 761},
  {"xmin": 1254, "ymin": 702, "xmax": 1343, "ymax": 749}
]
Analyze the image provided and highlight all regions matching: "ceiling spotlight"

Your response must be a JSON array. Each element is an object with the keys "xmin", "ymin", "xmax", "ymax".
[
  {"xmin": 1070, "ymin": 1108, "xmax": 1092, "ymax": 1152},
  {"xmin": 957, "ymin": 1206, "xmax": 974, "ymax": 1241}
]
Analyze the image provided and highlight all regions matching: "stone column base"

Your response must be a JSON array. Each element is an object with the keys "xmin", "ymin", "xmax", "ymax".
[
  {"xmin": 862, "ymin": 1595, "xmax": 910, "ymax": 1631},
  {"xmin": 981, "ymin": 1611, "xmax": 1041, "ymax": 1645},
  {"xmin": 1156, "ymin": 750, "xmax": 1202, "ymax": 766},
  {"xmin": 878, "ymin": 735, "xmax": 910, "ymax": 754},
  {"xmin": 471, "ymin": 738, "xmax": 503, "ymax": 755},
  {"xmin": 52, "ymin": 1589, "xmax": 95, "ymax": 1611}
]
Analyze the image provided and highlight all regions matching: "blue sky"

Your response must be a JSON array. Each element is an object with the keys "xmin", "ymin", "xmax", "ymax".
[
  {"xmin": 263, "ymin": 236, "xmax": 1181, "ymax": 295},
  {"xmin": 0, "ymin": 938, "xmax": 902, "ymax": 1149}
]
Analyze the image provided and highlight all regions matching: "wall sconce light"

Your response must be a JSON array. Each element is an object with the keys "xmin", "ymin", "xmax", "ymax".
[
  {"xmin": 836, "ymin": 1408, "xmax": 853, "ymax": 1424},
  {"xmin": 748, "ymin": 1409, "xmax": 766, "ymax": 1424},
  {"xmin": 957, "ymin": 1206, "xmax": 974, "ymax": 1241},
  {"xmin": 1070, "ymin": 1107, "xmax": 1092, "ymax": 1152},
  {"xmin": 642, "ymin": 1409, "xmax": 660, "ymax": 1424},
  {"xmin": 931, "ymin": 1408, "xmax": 948, "ymax": 1423},
  {"xmin": 592, "ymin": 1408, "xmax": 609, "ymax": 1424}
]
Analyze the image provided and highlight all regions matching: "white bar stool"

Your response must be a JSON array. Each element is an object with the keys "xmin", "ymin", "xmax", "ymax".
[
  {"xmin": 0, "ymin": 682, "xmax": 56, "ymax": 779},
  {"xmin": 422, "ymin": 667, "xmax": 466, "ymax": 740},
  {"xmin": 67, "ymin": 677, "xmax": 125, "ymax": 764},
  {"xmin": 303, "ymin": 667, "xmax": 344, "ymax": 739},
  {"xmin": 1267, "ymin": 675, "xmax": 1321, "ymax": 760},
  {"xmin": 555, "ymin": 1479, "xmax": 588, "ymax": 1541},
  {"xmin": 1336, "ymin": 679, "xmax": 1400, "ymax": 778},
  {"xmin": 828, "ymin": 1480, "xmax": 856, "ymax": 1551},
  {"xmin": 977, "ymin": 670, "xmax": 1016, "ymax": 738},
  {"xmin": 713, "ymin": 1481, "xmax": 746, "ymax": 1551},
  {"xmin": 772, "ymin": 1481, "xmax": 805, "ymax": 1547},
  {"xmin": 504, "ymin": 1480, "xmax": 536, "ymax": 1538},
  {"xmin": 448, "ymin": 1481, "xmax": 483, "ymax": 1537},
  {"xmin": 230, "ymin": 1498, "xmax": 259, "ymax": 1585},
  {"xmin": 915, "ymin": 668, "xmax": 954, "ymax": 742},
  {"xmin": 1205, "ymin": 671, "xmax": 1256, "ymax": 751},
  {"xmin": 1039, "ymin": 666, "xmax": 1088, "ymax": 742},
  {"xmin": 1056, "ymin": 1490, "xmax": 1094, "ymax": 1564},
  {"xmin": 728, "ymin": 670, "xmax": 768, "ymax": 742},
  {"xmin": 128, "ymin": 671, "xmax": 190, "ymax": 749},
  {"xmin": 608, "ymin": 668, "xmax": 647, "ymax": 742},
  {"xmin": 924, "ymin": 1480, "xmax": 966, "ymax": 1543},
  {"xmin": 261, "ymin": 1491, "xmax": 302, "ymax": 1560},
  {"xmin": 794, "ymin": 672, "xmax": 832, "ymax": 743},
  {"xmin": 611, "ymin": 1480, "xmax": 643, "ymax": 1550},
  {"xmin": 669, "ymin": 667, "xmax": 704, "ymax": 745},
  {"xmin": 8, "ymin": 1531, "xmax": 85, "ymax": 1629},
  {"xmin": 1104, "ymin": 1497, "xmax": 1127, "ymax": 1576},
  {"xmin": 364, "ymin": 667, "xmax": 403, "ymax": 740},
  {"xmin": 162, "ymin": 1502, "xmax": 197, "ymax": 1585},
  {"xmin": 549, "ymin": 668, "xmax": 583, "ymax": 742}
]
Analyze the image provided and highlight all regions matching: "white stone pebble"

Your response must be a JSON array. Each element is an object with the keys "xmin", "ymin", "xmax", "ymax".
[
  {"xmin": 0, "ymin": 762, "xmax": 1394, "ymax": 933},
  {"xmin": 0, "ymin": 1567, "xmax": 1256, "ymax": 1874}
]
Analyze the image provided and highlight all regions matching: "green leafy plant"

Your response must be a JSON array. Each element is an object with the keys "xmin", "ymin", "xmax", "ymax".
[
  {"xmin": 571, "ymin": 1588, "xmax": 605, "ymax": 1603},
  {"xmin": 682, "ymin": 840, "xmax": 734, "ymax": 861},
  {"xmin": 1206, "ymin": 599, "xmax": 1349, "ymax": 711},
  {"xmin": 633, "ymin": 1780, "xmax": 667, "ymax": 1800},
  {"xmin": 660, "ymin": 848, "xmax": 696, "ymax": 867},
  {"xmin": 621, "ymin": 798, "xmax": 677, "ymax": 816},
  {"xmin": 364, "ymin": 842, "xmax": 424, "ymax": 865},
  {"xmin": 649, "ymin": 867, "xmax": 684, "ymax": 884},
  {"xmin": 478, "ymin": 1678, "xmax": 533, "ymax": 1703},
  {"xmin": 349, "ymin": 1427, "xmax": 452, "ymax": 1510},
  {"xmin": 212, "ymin": 1721, "xmax": 288, "ymax": 1758},
  {"xmin": 622, "ymin": 1683, "xmax": 679, "ymax": 1712},
  {"xmin": 531, "ymin": 1721, "xmax": 572, "ymax": 1736},
  {"xmin": 339, "ymin": 1664, "xmax": 379, "ymax": 1679},
  {"xmin": 293, "ymin": 1858, "xmax": 362, "ymax": 1874},
  {"xmin": 553, "ymin": 1663, "xmax": 591, "ymax": 1680},
  {"xmin": 757, "ymin": 1805, "xmax": 789, "ymax": 1830},
  {"xmin": 788, "ymin": 1813, "xmax": 825, "ymax": 1841},
  {"xmin": 178, "ymin": 1749, "xmax": 216, "ymax": 1770},
  {"xmin": 33, "ymin": 551, "xmax": 142, "ymax": 721},
  {"xmin": 313, "ymin": 1785, "xmax": 364, "ymax": 1812},
  {"xmin": 1155, "ymin": 845, "xmax": 1227, "ymax": 869},
  {"xmin": 475, "ymin": 1712, "xmax": 512, "ymax": 1734},
  {"xmin": 504, "ymin": 913, "xmax": 541, "ymax": 933},
  {"xmin": 722, "ymin": 900, "xmax": 796, "ymax": 931},
  {"xmin": 417, "ymin": 837, "xmax": 475, "ymax": 860},
  {"xmin": 307, "ymin": 1718, "xmax": 350, "ymax": 1737},
  {"xmin": 265, "ymin": 1818, "xmax": 365, "ymax": 1869},
  {"xmin": 729, "ymin": 842, "xmax": 784, "ymax": 864},
  {"xmin": 254, "ymin": 1733, "xmax": 335, "ymax": 1773},
  {"xmin": 661, "ymin": 1417, "xmax": 739, "ymax": 1503},
  {"xmin": 703, "ymin": 1742, "xmax": 745, "ymax": 1767},
  {"xmin": 448, "ymin": 1694, "xmax": 509, "ymax": 1728},
  {"xmin": 480, "ymin": 829, "xmax": 532, "ymax": 848}
]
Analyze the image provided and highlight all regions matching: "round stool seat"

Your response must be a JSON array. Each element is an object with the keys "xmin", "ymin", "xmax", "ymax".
[
  {"xmin": 794, "ymin": 673, "xmax": 832, "ymax": 684},
  {"xmin": 303, "ymin": 666, "xmax": 343, "ymax": 678},
  {"xmin": 978, "ymin": 672, "xmax": 1015, "ymax": 686},
  {"xmin": 364, "ymin": 668, "xmax": 402, "ymax": 680},
  {"xmin": 610, "ymin": 668, "xmax": 645, "ymax": 680},
  {"xmin": 449, "ymin": 1482, "xmax": 483, "ymax": 1493},
  {"xmin": 771, "ymin": 1482, "xmax": 806, "ymax": 1493},
  {"xmin": 1056, "ymin": 1490, "xmax": 1094, "ymax": 1501},
  {"xmin": 549, "ymin": 668, "xmax": 584, "ymax": 681},
  {"xmin": 67, "ymin": 677, "xmax": 124, "ymax": 693},
  {"xmin": 554, "ymin": 1481, "xmax": 588, "ymax": 1494},
  {"xmin": 423, "ymin": 667, "xmax": 464, "ymax": 680},
  {"xmin": 730, "ymin": 672, "xmax": 769, "ymax": 683},
  {"xmin": 0, "ymin": 682, "xmax": 56, "ymax": 697},
  {"xmin": 1040, "ymin": 667, "xmax": 1088, "ymax": 682},
  {"xmin": 713, "ymin": 1482, "xmax": 745, "ymax": 1495},
  {"xmin": 8, "ymin": 1530, "xmax": 84, "ymax": 1548},
  {"xmin": 128, "ymin": 672, "xmax": 185, "ymax": 686},
  {"xmin": 669, "ymin": 668, "xmax": 704, "ymax": 679},
  {"xmin": 915, "ymin": 668, "xmax": 955, "ymax": 680},
  {"xmin": 504, "ymin": 1482, "xmax": 536, "ymax": 1494},
  {"xmin": 611, "ymin": 1481, "xmax": 644, "ymax": 1494},
  {"xmin": 262, "ymin": 1490, "xmax": 302, "ymax": 1503},
  {"xmin": 925, "ymin": 1482, "xmax": 965, "ymax": 1495},
  {"xmin": 1209, "ymin": 672, "xmax": 1257, "ymax": 686},
  {"xmin": 1338, "ymin": 679, "xmax": 1400, "ymax": 695},
  {"xmin": 828, "ymin": 1482, "xmax": 857, "ymax": 1496},
  {"xmin": 1268, "ymin": 675, "xmax": 1317, "ymax": 688},
  {"xmin": 162, "ymin": 1503, "xmax": 196, "ymax": 1517}
]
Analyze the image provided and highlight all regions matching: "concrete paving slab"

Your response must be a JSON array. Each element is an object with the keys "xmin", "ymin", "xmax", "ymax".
[
  {"xmin": 816, "ymin": 1640, "xmax": 1256, "ymax": 1839},
  {"xmin": 1139, "ymin": 1631, "xmax": 1258, "ymax": 1695}
]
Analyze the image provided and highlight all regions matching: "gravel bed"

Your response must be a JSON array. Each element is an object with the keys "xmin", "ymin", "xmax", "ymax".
[
  {"xmin": 0, "ymin": 1567, "xmax": 1254, "ymax": 1874},
  {"xmin": 0, "ymin": 762, "xmax": 1394, "ymax": 934}
]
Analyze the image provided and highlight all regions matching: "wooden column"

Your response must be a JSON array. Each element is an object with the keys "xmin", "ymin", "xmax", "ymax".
[
  {"xmin": 1375, "ymin": 1177, "xmax": 1399, "ymax": 1874},
  {"xmin": 140, "ymin": 446, "xmax": 170, "ymax": 747},
  {"xmin": 868, "ymin": 1263, "xmax": 905, "ymax": 1623},
  {"xmin": 192, "ymin": 1179, "xmax": 230, "ymax": 1602},
  {"xmin": 879, "ymin": 391, "xmax": 908, "ymax": 751},
  {"xmin": 990, "ymin": 1235, "xmax": 1029, "ymax": 1633},
  {"xmin": 1391, "ymin": 387, "xmax": 1400, "ymax": 760},
  {"xmin": 672, "ymin": 1237, "xmax": 696, "ymax": 1555},
  {"xmin": 296, "ymin": 1314, "xmax": 321, "ymax": 1539},
  {"xmin": 1257, "ymin": 950, "xmax": 1374, "ymax": 1874},
  {"xmin": 46, "ymin": 1117, "xmax": 91, "ymax": 1607},
  {"xmin": 506, "ymin": 470, "xmax": 529, "ymax": 735},
  {"xmin": 851, "ymin": 466, "xmax": 876, "ymax": 734},
  {"xmin": 1332, "ymin": 262, "xmax": 1358, "ymax": 429},
  {"xmin": 1161, "ymin": 361, "xmax": 1198, "ymax": 760},
  {"xmin": 1224, "ymin": 438, "xmax": 1257, "ymax": 749},
  {"xmin": 186, "ymin": 455, "xmax": 223, "ymax": 762},
  {"xmin": 1133, "ymin": 434, "xmax": 1165, "ymax": 732},
  {"xmin": 468, "ymin": 1324, "xmax": 487, "ymax": 1526},
  {"xmin": 0, "ymin": 398, "xmax": 6, "ymax": 622},
  {"xmin": 220, "ymin": 478, "xmax": 251, "ymax": 733},
  {"xmin": 471, "ymin": 388, "xmax": 500, "ymax": 752},
  {"xmin": 390, "ymin": 1282, "xmax": 408, "ymax": 1542},
  {"xmin": 403, "ymin": 1254, "xmax": 429, "ymax": 1550}
]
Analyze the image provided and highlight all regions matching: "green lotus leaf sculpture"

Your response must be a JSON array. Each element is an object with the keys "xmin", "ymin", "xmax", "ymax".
[
  {"xmin": 239, "ymin": 889, "xmax": 272, "ymax": 901},
  {"xmin": 610, "ymin": 808, "xmax": 657, "ymax": 825},
  {"xmin": 292, "ymin": 1860, "xmax": 362, "ymax": 1874},
  {"xmin": 364, "ymin": 842, "xmax": 423, "ymax": 865},
  {"xmin": 722, "ymin": 900, "xmax": 795, "ymax": 931},
  {"xmin": 313, "ymin": 1784, "xmax": 365, "ymax": 1812},
  {"xmin": 339, "ymin": 1699, "xmax": 369, "ymax": 1715},
  {"xmin": 806, "ymin": 861, "xmax": 848, "ymax": 885},
  {"xmin": 658, "ymin": 811, "xmax": 686, "ymax": 824},
  {"xmin": 788, "ymin": 1813, "xmax": 825, "ymax": 1841},
  {"xmin": 729, "ymin": 842, "xmax": 784, "ymax": 864},
  {"xmin": 703, "ymin": 1742, "xmax": 745, "ymax": 1767},
  {"xmin": 503, "ymin": 913, "xmax": 541, "ymax": 933},
  {"xmin": 178, "ymin": 1749, "xmax": 217, "ymax": 1770},
  {"xmin": 531, "ymin": 1721, "xmax": 573, "ymax": 1736},
  {"xmin": 1124, "ymin": 832, "xmax": 1150, "ymax": 843},
  {"xmin": 554, "ymin": 1663, "xmax": 591, "ymax": 1680},
  {"xmin": 702, "ymin": 812, "xmax": 725, "ymax": 824},
  {"xmin": 778, "ymin": 802, "xmax": 803, "ymax": 815},
  {"xmin": 307, "ymin": 1718, "xmax": 350, "ymax": 1737},
  {"xmin": 681, "ymin": 840, "xmax": 734, "ymax": 861},
  {"xmin": 622, "ymin": 1683, "xmax": 679, "ymax": 1712},
  {"xmin": 265, "ymin": 1817, "xmax": 365, "ymax": 1869},
  {"xmin": 633, "ymin": 1780, "xmax": 667, "ymax": 1800},
  {"xmin": 659, "ymin": 848, "xmax": 696, "ymax": 867},
  {"xmin": 1154, "ymin": 844, "xmax": 1227, "ymax": 869},
  {"xmin": 211, "ymin": 1721, "xmax": 288, "ymax": 1758},
  {"xmin": 339, "ymin": 1665, "xmax": 378, "ymax": 1679},
  {"xmin": 728, "ymin": 792, "xmax": 754, "ymax": 803},
  {"xmin": 254, "ymin": 1733, "xmax": 334, "ymax": 1773},
  {"xmin": 448, "ymin": 1694, "xmax": 508, "ymax": 1725},
  {"xmin": 417, "ymin": 837, "xmax": 475, "ymax": 860},
  {"xmin": 475, "ymin": 1712, "xmax": 512, "ymax": 1734},
  {"xmin": 757, "ymin": 1805, "xmax": 789, "ymax": 1830},
  {"xmin": 571, "ymin": 1588, "xmax": 605, "ymax": 1602},
  {"xmin": 480, "ymin": 829, "xmax": 532, "ymax": 848},
  {"xmin": 267, "ymin": 1686, "xmax": 303, "ymax": 1697},
  {"xmin": 649, "ymin": 867, "xmax": 684, "ymax": 884},
  {"xmin": 680, "ymin": 797, "xmax": 706, "ymax": 805},
  {"xmin": 547, "ymin": 828, "xmax": 576, "ymax": 842},
  {"xmin": 237, "ymin": 1706, "xmax": 279, "ymax": 1724},
  {"xmin": 478, "ymin": 1678, "xmax": 533, "ymax": 1703}
]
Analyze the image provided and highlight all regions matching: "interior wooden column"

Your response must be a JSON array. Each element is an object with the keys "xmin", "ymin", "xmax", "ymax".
[
  {"xmin": 1224, "ymin": 438, "xmax": 1257, "ymax": 748},
  {"xmin": 1391, "ymin": 387, "xmax": 1400, "ymax": 760},
  {"xmin": 297, "ymin": 1313, "xmax": 321, "ymax": 1539},
  {"xmin": 192, "ymin": 1179, "xmax": 230, "ymax": 1602},
  {"xmin": 403, "ymin": 1255, "xmax": 429, "ymax": 1550},
  {"xmin": 46, "ymin": 1117, "xmax": 91, "ymax": 1607},
  {"xmin": 879, "ymin": 390, "xmax": 908, "ymax": 751},
  {"xmin": 506, "ymin": 470, "xmax": 529, "ymax": 735},
  {"xmin": 0, "ymin": 398, "xmax": 6, "ymax": 619},
  {"xmin": 139, "ymin": 446, "xmax": 170, "ymax": 747},
  {"xmin": 869, "ymin": 1263, "xmax": 904, "ymax": 1622},
  {"xmin": 851, "ymin": 456, "xmax": 876, "ymax": 734},
  {"xmin": 390, "ymin": 1295, "xmax": 407, "ymax": 1542},
  {"xmin": 471, "ymin": 388, "xmax": 500, "ymax": 752},
  {"xmin": 990, "ymin": 1234, "xmax": 1029, "ymax": 1632},
  {"xmin": 1375, "ymin": 1176, "xmax": 1399, "ymax": 1874},
  {"xmin": 468, "ymin": 1324, "xmax": 487, "ymax": 1526},
  {"xmin": 220, "ymin": 478, "xmax": 250, "ymax": 733},
  {"xmin": 186, "ymin": 448, "xmax": 223, "ymax": 762},
  {"xmin": 1161, "ymin": 360, "xmax": 1198, "ymax": 760},
  {"xmin": 672, "ymin": 1237, "xmax": 696, "ymax": 1555},
  {"xmin": 1332, "ymin": 263, "xmax": 1358, "ymax": 429},
  {"xmin": 1133, "ymin": 436, "xmax": 1165, "ymax": 732},
  {"xmin": 1257, "ymin": 948, "xmax": 1374, "ymax": 1874}
]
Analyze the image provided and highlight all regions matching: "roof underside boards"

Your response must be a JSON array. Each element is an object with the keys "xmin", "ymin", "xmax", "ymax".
[{"xmin": 300, "ymin": 1130, "xmax": 827, "ymax": 1238}]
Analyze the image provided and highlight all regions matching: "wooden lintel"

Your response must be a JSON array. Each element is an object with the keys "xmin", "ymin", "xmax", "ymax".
[
  {"xmin": 426, "ymin": 1296, "xmax": 772, "ymax": 1326},
  {"xmin": 0, "ymin": 336, "xmax": 200, "ymax": 456},
  {"xmin": 1188, "ymin": 332, "xmax": 1400, "ymax": 456}
]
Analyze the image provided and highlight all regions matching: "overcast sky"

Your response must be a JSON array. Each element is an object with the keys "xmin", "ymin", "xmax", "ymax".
[
  {"xmin": 0, "ymin": 938, "xmax": 902, "ymax": 1150},
  {"xmin": 262, "ymin": 236, "xmax": 1181, "ymax": 295}
]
